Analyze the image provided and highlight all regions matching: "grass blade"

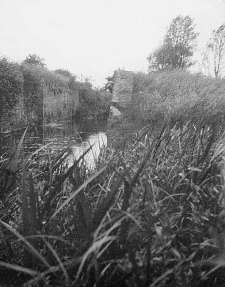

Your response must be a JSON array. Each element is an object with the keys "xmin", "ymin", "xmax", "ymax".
[
  {"xmin": 43, "ymin": 239, "xmax": 70, "ymax": 285},
  {"xmin": 51, "ymin": 165, "xmax": 107, "ymax": 219},
  {"xmin": 0, "ymin": 220, "xmax": 50, "ymax": 269},
  {"xmin": 0, "ymin": 261, "xmax": 38, "ymax": 276}
]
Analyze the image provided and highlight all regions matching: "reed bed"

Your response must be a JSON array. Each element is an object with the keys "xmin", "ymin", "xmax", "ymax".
[{"xmin": 1, "ymin": 121, "xmax": 225, "ymax": 286}]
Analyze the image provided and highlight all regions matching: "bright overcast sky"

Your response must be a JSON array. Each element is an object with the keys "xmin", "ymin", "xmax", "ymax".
[{"xmin": 0, "ymin": 0, "xmax": 224, "ymax": 86}]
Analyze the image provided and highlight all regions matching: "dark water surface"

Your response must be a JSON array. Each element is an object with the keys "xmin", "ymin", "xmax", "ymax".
[{"xmin": 0, "ymin": 120, "xmax": 108, "ymax": 169}]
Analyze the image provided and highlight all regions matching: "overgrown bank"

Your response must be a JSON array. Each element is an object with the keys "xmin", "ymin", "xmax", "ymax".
[
  {"xmin": 0, "ymin": 57, "xmax": 109, "ymax": 134},
  {"xmin": 109, "ymin": 70, "xmax": 225, "ymax": 129},
  {"xmin": 2, "ymin": 59, "xmax": 225, "ymax": 287},
  {"xmin": 1, "ymin": 113, "xmax": 225, "ymax": 286},
  {"xmin": 1, "ymin": 12, "xmax": 225, "ymax": 286}
]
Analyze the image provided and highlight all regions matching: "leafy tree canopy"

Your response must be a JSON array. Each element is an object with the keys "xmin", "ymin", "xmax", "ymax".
[
  {"xmin": 23, "ymin": 54, "xmax": 46, "ymax": 67},
  {"xmin": 54, "ymin": 69, "xmax": 75, "ymax": 79},
  {"xmin": 148, "ymin": 16, "xmax": 198, "ymax": 72}
]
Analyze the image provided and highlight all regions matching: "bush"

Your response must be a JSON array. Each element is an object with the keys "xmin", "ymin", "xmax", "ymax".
[
  {"xmin": 0, "ymin": 58, "xmax": 23, "ymax": 122},
  {"xmin": 75, "ymin": 81, "xmax": 110, "ymax": 121},
  {"xmin": 127, "ymin": 70, "xmax": 225, "ymax": 129},
  {"xmin": 22, "ymin": 63, "xmax": 74, "ymax": 124}
]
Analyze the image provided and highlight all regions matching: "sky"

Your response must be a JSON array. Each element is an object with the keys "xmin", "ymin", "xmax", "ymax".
[{"xmin": 0, "ymin": 0, "xmax": 224, "ymax": 86}]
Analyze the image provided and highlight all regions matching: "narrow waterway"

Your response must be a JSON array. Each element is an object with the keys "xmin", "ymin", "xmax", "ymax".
[
  {"xmin": 0, "ymin": 119, "xmax": 108, "ymax": 169},
  {"xmin": 43, "ymin": 120, "xmax": 108, "ymax": 169},
  {"xmin": 70, "ymin": 132, "xmax": 107, "ymax": 169}
]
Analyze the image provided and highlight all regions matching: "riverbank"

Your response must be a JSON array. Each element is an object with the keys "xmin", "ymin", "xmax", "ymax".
[{"xmin": 1, "ymin": 117, "xmax": 225, "ymax": 286}]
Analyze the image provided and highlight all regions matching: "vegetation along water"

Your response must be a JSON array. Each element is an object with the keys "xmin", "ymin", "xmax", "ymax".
[{"xmin": 1, "ymin": 15, "xmax": 225, "ymax": 287}]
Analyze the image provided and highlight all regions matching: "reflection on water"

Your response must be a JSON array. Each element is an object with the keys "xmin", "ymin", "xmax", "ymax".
[
  {"xmin": 0, "ymin": 120, "xmax": 108, "ymax": 169},
  {"xmin": 70, "ymin": 132, "xmax": 107, "ymax": 169},
  {"xmin": 43, "ymin": 121, "xmax": 108, "ymax": 169}
]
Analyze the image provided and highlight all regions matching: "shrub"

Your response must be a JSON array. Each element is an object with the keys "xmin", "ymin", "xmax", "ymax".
[
  {"xmin": 0, "ymin": 58, "xmax": 23, "ymax": 124},
  {"xmin": 21, "ymin": 63, "xmax": 80, "ymax": 124},
  {"xmin": 75, "ymin": 81, "xmax": 110, "ymax": 121},
  {"xmin": 127, "ymin": 70, "xmax": 225, "ymax": 129}
]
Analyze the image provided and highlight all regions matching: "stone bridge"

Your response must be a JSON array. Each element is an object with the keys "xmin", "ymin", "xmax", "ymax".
[{"xmin": 110, "ymin": 69, "xmax": 135, "ymax": 115}]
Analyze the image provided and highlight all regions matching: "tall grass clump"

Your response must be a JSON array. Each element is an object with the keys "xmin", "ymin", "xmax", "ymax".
[{"xmin": 1, "ymin": 118, "xmax": 225, "ymax": 286}]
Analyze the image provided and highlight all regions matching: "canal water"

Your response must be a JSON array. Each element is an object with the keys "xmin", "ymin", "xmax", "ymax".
[
  {"xmin": 70, "ymin": 132, "xmax": 107, "ymax": 169},
  {"xmin": 44, "ymin": 120, "xmax": 108, "ymax": 169},
  {"xmin": 0, "ymin": 120, "xmax": 108, "ymax": 169}
]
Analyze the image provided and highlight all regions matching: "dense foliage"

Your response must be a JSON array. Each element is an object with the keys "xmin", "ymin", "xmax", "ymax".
[
  {"xmin": 0, "ymin": 57, "xmax": 109, "ymax": 132},
  {"xmin": 75, "ymin": 80, "xmax": 110, "ymax": 121},
  {"xmin": 0, "ymin": 58, "xmax": 23, "ymax": 123},
  {"xmin": 1, "ymin": 118, "xmax": 225, "ymax": 286},
  {"xmin": 123, "ymin": 70, "xmax": 225, "ymax": 129},
  {"xmin": 23, "ymin": 54, "xmax": 46, "ymax": 68}
]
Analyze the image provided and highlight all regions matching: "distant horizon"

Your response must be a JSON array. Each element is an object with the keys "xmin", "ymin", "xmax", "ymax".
[{"xmin": 0, "ymin": 0, "xmax": 224, "ymax": 87}]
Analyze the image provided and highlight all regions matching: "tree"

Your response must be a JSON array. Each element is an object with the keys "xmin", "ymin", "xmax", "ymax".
[
  {"xmin": 54, "ymin": 69, "xmax": 77, "ymax": 90},
  {"xmin": 54, "ymin": 69, "xmax": 74, "ymax": 78},
  {"xmin": 202, "ymin": 24, "xmax": 225, "ymax": 78},
  {"xmin": 23, "ymin": 54, "xmax": 46, "ymax": 67},
  {"xmin": 104, "ymin": 74, "xmax": 115, "ymax": 93},
  {"xmin": 148, "ymin": 16, "xmax": 198, "ymax": 72}
]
